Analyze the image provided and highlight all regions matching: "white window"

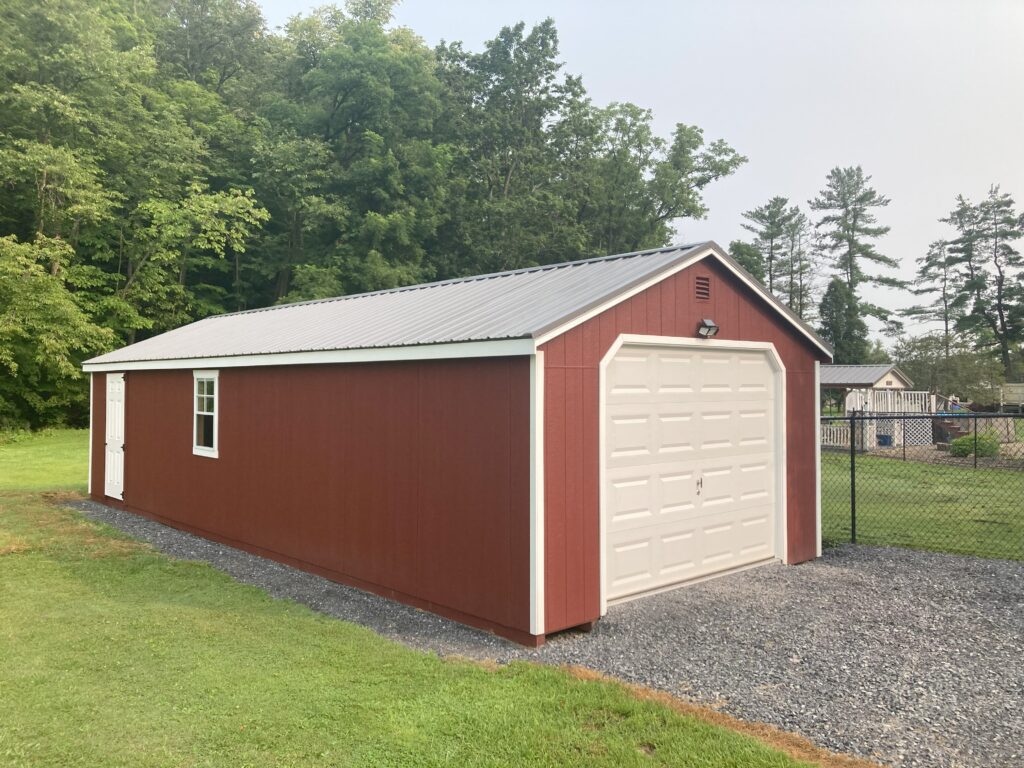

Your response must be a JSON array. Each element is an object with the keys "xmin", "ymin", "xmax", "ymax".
[{"xmin": 193, "ymin": 370, "xmax": 219, "ymax": 458}]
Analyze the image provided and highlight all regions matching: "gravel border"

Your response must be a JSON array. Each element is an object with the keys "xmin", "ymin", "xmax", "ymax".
[{"xmin": 68, "ymin": 499, "xmax": 1024, "ymax": 768}]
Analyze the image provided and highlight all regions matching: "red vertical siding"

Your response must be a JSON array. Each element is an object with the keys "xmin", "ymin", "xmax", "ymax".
[
  {"xmin": 90, "ymin": 357, "xmax": 534, "ymax": 643},
  {"xmin": 542, "ymin": 258, "xmax": 828, "ymax": 634}
]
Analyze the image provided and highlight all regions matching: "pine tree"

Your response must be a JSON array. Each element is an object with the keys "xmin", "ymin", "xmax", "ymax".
[
  {"xmin": 901, "ymin": 241, "xmax": 962, "ymax": 358},
  {"xmin": 781, "ymin": 207, "xmax": 815, "ymax": 319},
  {"xmin": 741, "ymin": 196, "xmax": 795, "ymax": 294},
  {"xmin": 818, "ymin": 277, "xmax": 868, "ymax": 364},
  {"xmin": 943, "ymin": 187, "xmax": 1024, "ymax": 378},
  {"xmin": 809, "ymin": 166, "xmax": 900, "ymax": 319}
]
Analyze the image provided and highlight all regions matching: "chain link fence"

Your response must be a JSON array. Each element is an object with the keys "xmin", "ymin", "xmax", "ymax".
[{"xmin": 821, "ymin": 412, "xmax": 1024, "ymax": 560}]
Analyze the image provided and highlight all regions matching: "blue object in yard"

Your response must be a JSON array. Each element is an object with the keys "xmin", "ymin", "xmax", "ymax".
[{"xmin": 877, "ymin": 434, "xmax": 893, "ymax": 447}]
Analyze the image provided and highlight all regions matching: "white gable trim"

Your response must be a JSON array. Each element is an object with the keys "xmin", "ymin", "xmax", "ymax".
[
  {"xmin": 533, "ymin": 244, "xmax": 832, "ymax": 357},
  {"xmin": 82, "ymin": 338, "xmax": 537, "ymax": 372}
]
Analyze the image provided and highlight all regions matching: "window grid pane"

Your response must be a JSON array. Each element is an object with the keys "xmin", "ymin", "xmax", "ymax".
[{"xmin": 195, "ymin": 380, "xmax": 216, "ymax": 415}]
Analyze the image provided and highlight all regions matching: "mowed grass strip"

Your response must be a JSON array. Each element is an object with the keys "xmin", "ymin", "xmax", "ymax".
[
  {"xmin": 821, "ymin": 452, "xmax": 1024, "ymax": 559},
  {"xmin": 0, "ymin": 431, "xmax": 836, "ymax": 768}
]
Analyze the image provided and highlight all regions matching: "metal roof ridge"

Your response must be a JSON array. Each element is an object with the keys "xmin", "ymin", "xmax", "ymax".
[{"xmin": 206, "ymin": 243, "xmax": 705, "ymax": 320}]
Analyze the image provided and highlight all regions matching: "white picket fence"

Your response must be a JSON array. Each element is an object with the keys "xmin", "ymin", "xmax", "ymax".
[
  {"xmin": 820, "ymin": 418, "xmax": 932, "ymax": 450},
  {"xmin": 821, "ymin": 422, "xmax": 851, "ymax": 447}
]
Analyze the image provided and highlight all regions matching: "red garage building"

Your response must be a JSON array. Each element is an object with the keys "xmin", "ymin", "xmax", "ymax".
[{"xmin": 84, "ymin": 242, "xmax": 832, "ymax": 645}]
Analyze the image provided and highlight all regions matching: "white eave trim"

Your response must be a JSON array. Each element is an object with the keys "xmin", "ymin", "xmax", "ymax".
[
  {"xmin": 83, "ymin": 338, "xmax": 537, "ymax": 372},
  {"xmin": 533, "ymin": 244, "xmax": 833, "ymax": 358}
]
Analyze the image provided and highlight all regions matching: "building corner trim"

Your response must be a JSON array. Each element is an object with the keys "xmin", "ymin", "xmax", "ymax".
[{"xmin": 529, "ymin": 349, "xmax": 546, "ymax": 636}]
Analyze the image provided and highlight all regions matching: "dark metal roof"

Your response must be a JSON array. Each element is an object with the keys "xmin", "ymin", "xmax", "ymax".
[
  {"xmin": 820, "ymin": 364, "xmax": 913, "ymax": 388},
  {"xmin": 84, "ymin": 242, "xmax": 833, "ymax": 366}
]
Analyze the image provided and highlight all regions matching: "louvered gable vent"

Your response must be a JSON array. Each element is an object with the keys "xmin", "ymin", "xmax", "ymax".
[{"xmin": 695, "ymin": 275, "xmax": 711, "ymax": 301}]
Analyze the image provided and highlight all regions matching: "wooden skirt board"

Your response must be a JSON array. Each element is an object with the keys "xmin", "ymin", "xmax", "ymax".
[{"xmin": 604, "ymin": 344, "xmax": 777, "ymax": 602}]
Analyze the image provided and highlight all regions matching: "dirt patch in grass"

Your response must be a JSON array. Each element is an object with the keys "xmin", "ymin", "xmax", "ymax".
[
  {"xmin": 0, "ymin": 532, "xmax": 31, "ymax": 556},
  {"xmin": 564, "ymin": 665, "xmax": 882, "ymax": 768},
  {"xmin": 40, "ymin": 490, "xmax": 86, "ymax": 504}
]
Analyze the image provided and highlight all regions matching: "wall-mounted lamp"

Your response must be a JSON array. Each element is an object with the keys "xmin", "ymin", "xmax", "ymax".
[{"xmin": 697, "ymin": 318, "xmax": 719, "ymax": 338}]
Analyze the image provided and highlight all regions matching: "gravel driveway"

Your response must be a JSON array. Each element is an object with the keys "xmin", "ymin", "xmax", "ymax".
[{"xmin": 70, "ymin": 500, "xmax": 1023, "ymax": 768}]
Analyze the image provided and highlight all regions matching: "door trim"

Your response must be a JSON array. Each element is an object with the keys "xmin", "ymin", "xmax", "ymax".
[{"xmin": 598, "ymin": 334, "xmax": 788, "ymax": 615}]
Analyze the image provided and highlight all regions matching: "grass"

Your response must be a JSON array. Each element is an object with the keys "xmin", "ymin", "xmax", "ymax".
[
  {"xmin": 822, "ymin": 451, "xmax": 1024, "ymax": 559},
  {"xmin": 0, "ymin": 428, "xmax": 88, "ymax": 492},
  {"xmin": 0, "ymin": 430, "xmax": 867, "ymax": 768}
]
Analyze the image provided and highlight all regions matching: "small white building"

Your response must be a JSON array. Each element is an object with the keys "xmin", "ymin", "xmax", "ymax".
[
  {"xmin": 820, "ymin": 364, "xmax": 927, "ymax": 414},
  {"xmin": 820, "ymin": 364, "xmax": 936, "ymax": 449}
]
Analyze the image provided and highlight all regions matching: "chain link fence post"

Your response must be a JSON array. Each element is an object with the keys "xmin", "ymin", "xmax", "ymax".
[
  {"xmin": 974, "ymin": 414, "xmax": 978, "ymax": 470},
  {"xmin": 849, "ymin": 412, "xmax": 856, "ymax": 544}
]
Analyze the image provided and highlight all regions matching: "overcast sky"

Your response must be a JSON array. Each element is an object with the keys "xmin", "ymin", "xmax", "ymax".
[{"xmin": 258, "ymin": 0, "xmax": 1024, "ymax": 332}]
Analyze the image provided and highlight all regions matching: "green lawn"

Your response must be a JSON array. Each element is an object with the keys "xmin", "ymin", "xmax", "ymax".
[
  {"xmin": 0, "ymin": 429, "xmax": 89, "ymax": 492},
  {"xmin": 821, "ymin": 452, "xmax": 1024, "ymax": 560},
  {"xmin": 0, "ymin": 432, "xmax": 833, "ymax": 768}
]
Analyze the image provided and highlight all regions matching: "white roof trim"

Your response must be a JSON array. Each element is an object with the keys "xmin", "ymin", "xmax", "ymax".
[
  {"xmin": 81, "ymin": 338, "xmax": 537, "ymax": 372},
  {"xmin": 534, "ymin": 244, "xmax": 832, "ymax": 357}
]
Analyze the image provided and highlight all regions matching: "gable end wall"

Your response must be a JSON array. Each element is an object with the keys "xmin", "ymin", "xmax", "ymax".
[{"xmin": 541, "ymin": 257, "xmax": 827, "ymax": 634}]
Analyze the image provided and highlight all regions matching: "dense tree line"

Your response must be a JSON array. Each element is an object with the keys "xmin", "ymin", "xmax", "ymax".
[
  {"xmin": 0, "ymin": 0, "xmax": 745, "ymax": 428},
  {"xmin": 4, "ymin": 0, "xmax": 1019, "ymax": 427}
]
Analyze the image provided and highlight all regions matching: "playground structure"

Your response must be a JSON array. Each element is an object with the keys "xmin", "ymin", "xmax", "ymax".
[{"xmin": 819, "ymin": 364, "xmax": 963, "ymax": 450}]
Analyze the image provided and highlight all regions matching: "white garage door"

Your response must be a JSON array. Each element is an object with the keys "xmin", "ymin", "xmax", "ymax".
[{"xmin": 604, "ymin": 343, "xmax": 778, "ymax": 602}]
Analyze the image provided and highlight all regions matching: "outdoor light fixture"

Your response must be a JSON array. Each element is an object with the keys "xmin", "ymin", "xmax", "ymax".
[{"xmin": 697, "ymin": 318, "xmax": 719, "ymax": 338}]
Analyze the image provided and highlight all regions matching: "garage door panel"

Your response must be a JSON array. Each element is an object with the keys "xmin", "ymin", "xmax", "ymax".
[
  {"xmin": 606, "ymin": 473, "xmax": 656, "ymax": 527},
  {"xmin": 659, "ymin": 469, "xmax": 698, "ymax": 519},
  {"xmin": 694, "ymin": 353, "xmax": 773, "ymax": 402},
  {"xmin": 605, "ymin": 343, "xmax": 779, "ymax": 602},
  {"xmin": 606, "ymin": 537, "xmax": 655, "ymax": 593},
  {"xmin": 606, "ymin": 403, "xmax": 698, "ymax": 468},
  {"xmin": 606, "ymin": 463, "xmax": 698, "ymax": 532},
  {"xmin": 659, "ymin": 412, "xmax": 697, "ymax": 454},
  {"xmin": 698, "ymin": 453, "xmax": 774, "ymax": 514},
  {"xmin": 657, "ymin": 353, "xmax": 697, "ymax": 395},
  {"xmin": 694, "ymin": 403, "xmax": 774, "ymax": 458},
  {"xmin": 607, "ymin": 502, "xmax": 775, "ymax": 599},
  {"xmin": 606, "ymin": 412, "xmax": 653, "ymax": 460},
  {"xmin": 607, "ymin": 353, "xmax": 654, "ymax": 398}
]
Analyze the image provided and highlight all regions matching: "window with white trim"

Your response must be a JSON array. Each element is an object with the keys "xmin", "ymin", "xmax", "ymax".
[{"xmin": 193, "ymin": 371, "xmax": 218, "ymax": 457}]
